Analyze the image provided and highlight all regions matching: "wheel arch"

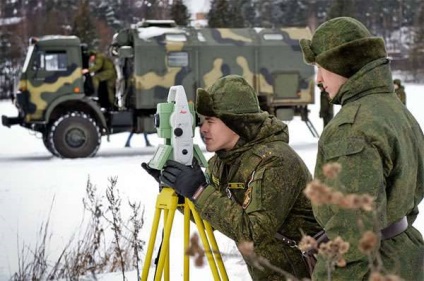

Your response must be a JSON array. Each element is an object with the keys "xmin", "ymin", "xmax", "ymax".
[
  {"xmin": 44, "ymin": 95, "xmax": 108, "ymax": 133},
  {"xmin": 49, "ymin": 111, "xmax": 101, "ymax": 158}
]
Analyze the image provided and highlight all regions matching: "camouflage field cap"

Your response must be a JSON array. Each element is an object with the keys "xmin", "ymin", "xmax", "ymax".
[
  {"xmin": 393, "ymin": 79, "xmax": 402, "ymax": 86},
  {"xmin": 196, "ymin": 75, "xmax": 263, "ymax": 138},
  {"xmin": 299, "ymin": 17, "xmax": 387, "ymax": 78}
]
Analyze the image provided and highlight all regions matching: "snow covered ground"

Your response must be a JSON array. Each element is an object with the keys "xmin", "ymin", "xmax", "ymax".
[{"xmin": 0, "ymin": 83, "xmax": 423, "ymax": 281}]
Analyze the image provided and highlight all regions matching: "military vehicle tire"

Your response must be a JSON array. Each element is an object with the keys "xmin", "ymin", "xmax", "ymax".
[
  {"xmin": 42, "ymin": 127, "xmax": 59, "ymax": 157},
  {"xmin": 49, "ymin": 112, "xmax": 101, "ymax": 158}
]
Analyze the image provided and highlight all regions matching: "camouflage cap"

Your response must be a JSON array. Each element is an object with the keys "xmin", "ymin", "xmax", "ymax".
[
  {"xmin": 299, "ymin": 17, "xmax": 387, "ymax": 78},
  {"xmin": 196, "ymin": 75, "xmax": 264, "ymax": 139}
]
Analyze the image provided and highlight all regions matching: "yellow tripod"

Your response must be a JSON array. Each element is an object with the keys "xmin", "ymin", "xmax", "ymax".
[{"xmin": 141, "ymin": 187, "xmax": 229, "ymax": 281}]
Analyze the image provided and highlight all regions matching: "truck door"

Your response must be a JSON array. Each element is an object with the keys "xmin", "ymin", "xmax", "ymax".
[{"xmin": 25, "ymin": 46, "xmax": 84, "ymax": 121}]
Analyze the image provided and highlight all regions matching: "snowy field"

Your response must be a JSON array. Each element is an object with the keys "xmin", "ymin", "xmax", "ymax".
[{"xmin": 0, "ymin": 83, "xmax": 423, "ymax": 280}]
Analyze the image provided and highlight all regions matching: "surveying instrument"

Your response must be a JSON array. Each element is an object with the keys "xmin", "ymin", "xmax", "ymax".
[{"xmin": 141, "ymin": 86, "xmax": 228, "ymax": 281}]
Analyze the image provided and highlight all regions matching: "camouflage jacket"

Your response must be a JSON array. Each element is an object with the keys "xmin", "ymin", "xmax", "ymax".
[
  {"xmin": 313, "ymin": 58, "xmax": 424, "ymax": 280},
  {"xmin": 89, "ymin": 53, "xmax": 116, "ymax": 76},
  {"xmin": 194, "ymin": 114, "xmax": 322, "ymax": 281}
]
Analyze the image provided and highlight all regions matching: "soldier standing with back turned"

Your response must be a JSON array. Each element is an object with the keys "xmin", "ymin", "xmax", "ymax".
[{"xmin": 300, "ymin": 16, "xmax": 424, "ymax": 280}]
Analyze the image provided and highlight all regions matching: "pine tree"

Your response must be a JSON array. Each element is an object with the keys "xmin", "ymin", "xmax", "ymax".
[
  {"xmin": 208, "ymin": 0, "xmax": 231, "ymax": 27},
  {"xmin": 71, "ymin": 0, "xmax": 98, "ymax": 49},
  {"xmin": 145, "ymin": 0, "xmax": 171, "ymax": 20},
  {"xmin": 40, "ymin": 0, "xmax": 62, "ymax": 35},
  {"xmin": 94, "ymin": 0, "xmax": 123, "ymax": 31},
  {"xmin": 409, "ymin": 1, "xmax": 424, "ymax": 81},
  {"xmin": 171, "ymin": 0, "xmax": 190, "ymax": 26},
  {"xmin": 241, "ymin": 0, "xmax": 257, "ymax": 27},
  {"xmin": 326, "ymin": 0, "xmax": 356, "ymax": 20},
  {"xmin": 229, "ymin": 0, "xmax": 246, "ymax": 27}
]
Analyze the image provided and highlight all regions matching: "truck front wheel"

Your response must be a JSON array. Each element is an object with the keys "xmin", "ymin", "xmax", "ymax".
[
  {"xmin": 43, "ymin": 126, "xmax": 59, "ymax": 157},
  {"xmin": 49, "ymin": 112, "xmax": 101, "ymax": 158}
]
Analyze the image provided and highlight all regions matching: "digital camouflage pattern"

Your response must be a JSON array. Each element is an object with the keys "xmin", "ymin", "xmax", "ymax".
[
  {"xmin": 194, "ymin": 116, "xmax": 322, "ymax": 280},
  {"xmin": 300, "ymin": 17, "xmax": 387, "ymax": 79},
  {"xmin": 196, "ymin": 75, "xmax": 264, "ymax": 142},
  {"xmin": 300, "ymin": 16, "xmax": 424, "ymax": 280},
  {"xmin": 313, "ymin": 58, "xmax": 424, "ymax": 280},
  {"xmin": 192, "ymin": 76, "xmax": 322, "ymax": 280}
]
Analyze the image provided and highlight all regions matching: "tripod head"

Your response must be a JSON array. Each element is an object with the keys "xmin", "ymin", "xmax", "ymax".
[{"xmin": 148, "ymin": 85, "xmax": 207, "ymax": 170}]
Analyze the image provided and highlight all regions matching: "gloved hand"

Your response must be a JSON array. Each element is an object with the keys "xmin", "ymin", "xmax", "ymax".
[
  {"xmin": 160, "ymin": 160, "xmax": 207, "ymax": 200},
  {"xmin": 141, "ymin": 162, "xmax": 161, "ymax": 183}
]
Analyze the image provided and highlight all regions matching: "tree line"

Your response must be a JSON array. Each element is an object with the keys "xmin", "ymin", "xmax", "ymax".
[{"xmin": 0, "ymin": 0, "xmax": 423, "ymax": 79}]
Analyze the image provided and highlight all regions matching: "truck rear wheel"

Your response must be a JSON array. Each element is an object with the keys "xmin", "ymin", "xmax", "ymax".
[{"xmin": 49, "ymin": 112, "xmax": 101, "ymax": 158}]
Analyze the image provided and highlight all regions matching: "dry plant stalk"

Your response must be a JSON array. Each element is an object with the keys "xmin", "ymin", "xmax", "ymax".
[
  {"xmin": 302, "ymin": 162, "xmax": 404, "ymax": 281},
  {"xmin": 10, "ymin": 177, "xmax": 145, "ymax": 280}
]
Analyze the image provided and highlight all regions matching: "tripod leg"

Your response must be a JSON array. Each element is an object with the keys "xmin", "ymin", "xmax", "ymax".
[
  {"xmin": 188, "ymin": 201, "xmax": 229, "ymax": 281},
  {"xmin": 204, "ymin": 222, "xmax": 229, "ymax": 280},
  {"xmin": 155, "ymin": 208, "xmax": 176, "ymax": 281},
  {"xmin": 184, "ymin": 201, "xmax": 190, "ymax": 281},
  {"xmin": 142, "ymin": 188, "xmax": 228, "ymax": 280},
  {"xmin": 141, "ymin": 188, "xmax": 179, "ymax": 281},
  {"xmin": 141, "ymin": 203, "xmax": 163, "ymax": 280}
]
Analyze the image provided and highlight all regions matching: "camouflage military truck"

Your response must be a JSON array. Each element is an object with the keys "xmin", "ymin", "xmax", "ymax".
[{"xmin": 2, "ymin": 20, "xmax": 317, "ymax": 159}]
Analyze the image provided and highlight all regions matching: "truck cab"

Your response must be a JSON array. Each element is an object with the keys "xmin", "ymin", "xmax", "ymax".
[{"xmin": 2, "ymin": 36, "xmax": 130, "ymax": 158}]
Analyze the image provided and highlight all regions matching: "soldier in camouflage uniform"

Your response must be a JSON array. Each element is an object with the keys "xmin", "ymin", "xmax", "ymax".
[
  {"xmin": 393, "ymin": 78, "xmax": 406, "ymax": 105},
  {"xmin": 82, "ymin": 51, "xmax": 117, "ymax": 108},
  {"xmin": 300, "ymin": 17, "xmax": 424, "ymax": 280},
  {"xmin": 156, "ymin": 75, "xmax": 322, "ymax": 280}
]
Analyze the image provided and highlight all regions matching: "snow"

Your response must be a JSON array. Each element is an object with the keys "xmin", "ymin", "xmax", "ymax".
[
  {"xmin": 184, "ymin": 0, "xmax": 211, "ymax": 15},
  {"xmin": 0, "ymin": 83, "xmax": 424, "ymax": 281}
]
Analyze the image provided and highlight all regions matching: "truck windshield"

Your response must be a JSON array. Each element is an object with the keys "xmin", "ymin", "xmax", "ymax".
[{"xmin": 22, "ymin": 45, "xmax": 35, "ymax": 72}]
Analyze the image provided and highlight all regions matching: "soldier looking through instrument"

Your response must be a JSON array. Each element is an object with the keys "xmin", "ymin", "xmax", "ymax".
[{"xmin": 144, "ymin": 75, "xmax": 323, "ymax": 280}]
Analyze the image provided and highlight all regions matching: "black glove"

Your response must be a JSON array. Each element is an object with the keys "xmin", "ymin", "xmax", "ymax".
[
  {"xmin": 160, "ymin": 160, "xmax": 207, "ymax": 200},
  {"xmin": 141, "ymin": 162, "xmax": 161, "ymax": 183}
]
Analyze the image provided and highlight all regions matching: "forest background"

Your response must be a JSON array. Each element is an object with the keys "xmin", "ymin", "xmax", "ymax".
[{"xmin": 0, "ymin": 0, "xmax": 424, "ymax": 84}]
